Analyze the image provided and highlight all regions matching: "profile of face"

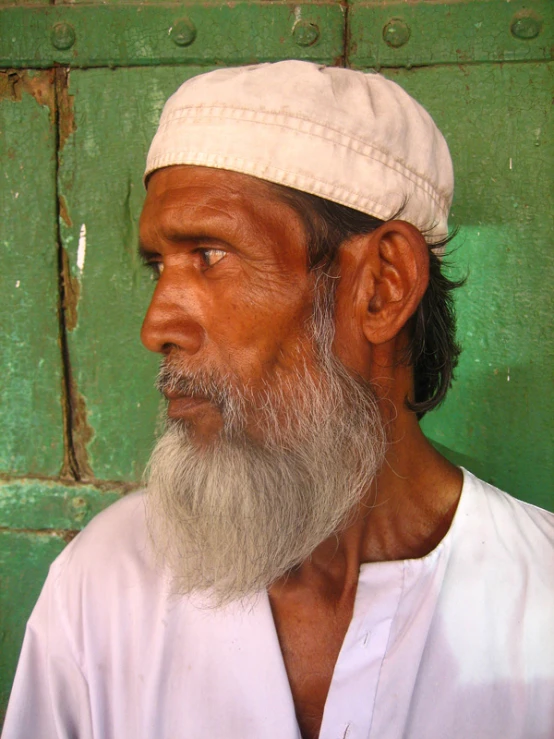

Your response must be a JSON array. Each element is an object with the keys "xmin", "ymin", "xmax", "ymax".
[{"xmin": 139, "ymin": 165, "xmax": 386, "ymax": 603}]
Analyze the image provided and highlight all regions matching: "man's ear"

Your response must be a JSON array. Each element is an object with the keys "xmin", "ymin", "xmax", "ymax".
[{"xmin": 353, "ymin": 220, "xmax": 430, "ymax": 346}]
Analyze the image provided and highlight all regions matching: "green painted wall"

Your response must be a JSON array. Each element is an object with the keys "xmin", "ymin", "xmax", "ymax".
[{"xmin": 0, "ymin": 0, "xmax": 552, "ymax": 724}]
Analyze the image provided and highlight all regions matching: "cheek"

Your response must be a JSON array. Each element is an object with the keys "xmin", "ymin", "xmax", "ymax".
[{"xmin": 207, "ymin": 276, "xmax": 315, "ymax": 381}]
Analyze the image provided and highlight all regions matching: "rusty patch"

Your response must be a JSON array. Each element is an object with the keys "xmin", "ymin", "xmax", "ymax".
[
  {"xmin": 0, "ymin": 526, "xmax": 76, "ymax": 538},
  {"xmin": 54, "ymin": 68, "xmax": 76, "ymax": 152},
  {"xmin": 58, "ymin": 195, "xmax": 72, "ymax": 228},
  {"xmin": 60, "ymin": 529, "xmax": 80, "ymax": 544},
  {"xmin": 69, "ymin": 384, "xmax": 94, "ymax": 481},
  {"xmin": 94, "ymin": 479, "xmax": 138, "ymax": 494}
]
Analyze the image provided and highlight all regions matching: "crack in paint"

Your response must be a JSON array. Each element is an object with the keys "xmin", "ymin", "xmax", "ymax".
[
  {"xmin": 69, "ymin": 384, "xmax": 95, "ymax": 481},
  {"xmin": 53, "ymin": 68, "xmax": 94, "ymax": 482},
  {"xmin": 0, "ymin": 526, "xmax": 79, "ymax": 544},
  {"xmin": 60, "ymin": 246, "xmax": 80, "ymax": 333},
  {"xmin": 55, "ymin": 68, "xmax": 75, "ymax": 152},
  {"xmin": 58, "ymin": 194, "xmax": 72, "ymax": 227}
]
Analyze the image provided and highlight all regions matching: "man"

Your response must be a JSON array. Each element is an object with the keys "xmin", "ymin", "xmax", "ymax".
[{"xmin": 3, "ymin": 61, "xmax": 553, "ymax": 739}]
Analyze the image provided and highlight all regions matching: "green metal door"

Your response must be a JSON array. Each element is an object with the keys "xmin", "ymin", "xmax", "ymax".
[{"xmin": 1, "ymin": 0, "xmax": 552, "ymax": 724}]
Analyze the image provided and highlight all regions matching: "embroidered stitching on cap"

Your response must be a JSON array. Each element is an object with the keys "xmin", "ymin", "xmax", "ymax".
[
  {"xmin": 146, "ymin": 150, "xmax": 445, "ymax": 235},
  {"xmin": 150, "ymin": 109, "xmax": 450, "ymax": 213},
  {"xmin": 155, "ymin": 105, "xmax": 451, "ymax": 210}
]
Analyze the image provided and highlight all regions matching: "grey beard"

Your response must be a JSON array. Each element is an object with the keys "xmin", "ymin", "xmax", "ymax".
[{"xmin": 145, "ymin": 282, "xmax": 387, "ymax": 605}]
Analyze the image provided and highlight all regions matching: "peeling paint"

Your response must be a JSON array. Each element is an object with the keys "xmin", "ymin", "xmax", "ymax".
[
  {"xmin": 0, "ymin": 70, "xmax": 55, "ymax": 124},
  {"xmin": 77, "ymin": 223, "xmax": 87, "ymax": 273},
  {"xmin": 22, "ymin": 71, "xmax": 56, "ymax": 124},
  {"xmin": 0, "ymin": 71, "xmax": 20, "ymax": 101}
]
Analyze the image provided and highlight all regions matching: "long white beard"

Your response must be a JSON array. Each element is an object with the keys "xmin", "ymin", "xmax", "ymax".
[{"xmin": 145, "ymin": 288, "xmax": 387, "ymax": 604}]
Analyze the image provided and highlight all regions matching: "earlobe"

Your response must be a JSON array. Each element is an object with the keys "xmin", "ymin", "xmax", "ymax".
[{"xmin": 360, "ymin": 221, "xmax": 429, "ymax": 346}]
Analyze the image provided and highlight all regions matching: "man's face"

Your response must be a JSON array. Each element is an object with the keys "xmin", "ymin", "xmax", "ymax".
[
  {"xmin": 140, "ymin": 165, "xmax": 319, "ymax": 443},
  {"xmin": 139, "ymin": 165, "xmax": 386, "ymax": 603}
]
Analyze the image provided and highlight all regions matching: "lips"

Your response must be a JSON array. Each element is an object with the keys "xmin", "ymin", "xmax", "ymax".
[{"xmin": 166, "ymin": 394, "xmax": 211, "ymax": 419}]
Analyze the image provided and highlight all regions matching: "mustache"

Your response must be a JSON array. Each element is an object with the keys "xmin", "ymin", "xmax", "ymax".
[{"xmin": 156, "ymin": 363, "xmax": 238, "ymax": 410}]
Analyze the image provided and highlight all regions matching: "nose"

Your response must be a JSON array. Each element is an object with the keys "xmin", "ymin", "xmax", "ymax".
[{"xmin": 141, "ymin": 279, "xmax": 204, "ymax": 356}]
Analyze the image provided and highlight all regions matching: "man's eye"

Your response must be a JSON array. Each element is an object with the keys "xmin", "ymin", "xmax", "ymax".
[
  {"xmin": 200, "ymin": 248, "xmax": 227, "ymax": 268},
  {"xmin": 145, "ymin": 261, "xmax": 164, "ymax": 280}
]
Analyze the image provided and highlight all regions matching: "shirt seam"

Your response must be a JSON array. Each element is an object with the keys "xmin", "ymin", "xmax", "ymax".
[{"xmin": 366, "ymin": 560, "xmax": 408, "ymax": 739}]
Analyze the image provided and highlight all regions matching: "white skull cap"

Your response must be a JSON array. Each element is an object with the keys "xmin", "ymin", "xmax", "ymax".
[{"xmin": 145, "ymin": 61, "xmax": 454, "ymax": 242}]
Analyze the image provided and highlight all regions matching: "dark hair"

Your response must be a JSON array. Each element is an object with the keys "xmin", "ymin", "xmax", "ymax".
[{"xmin": 269, "ymin": 184, "xmax": 464, "ymax": 418}]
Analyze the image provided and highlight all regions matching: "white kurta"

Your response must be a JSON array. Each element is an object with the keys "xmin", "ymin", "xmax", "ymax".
[{"xmin": 3, "ymin": 469, "xmax": 554, "ymax": 739}]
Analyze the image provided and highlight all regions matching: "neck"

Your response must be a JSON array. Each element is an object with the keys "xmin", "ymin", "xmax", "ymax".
[{"xmin": 271, "ymin": 407, "xmax": 463, "ymax": 602}]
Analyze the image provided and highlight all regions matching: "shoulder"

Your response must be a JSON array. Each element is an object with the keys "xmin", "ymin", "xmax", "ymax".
[
  {"xmin": 33, "ymin": 491, "xmax": 177, "ymax": 671},
  {"xmin": 410, "ymin": 472, "xmax": 554, "ymax": 736},
  {"xmin": 58, "ymin": 490, "xmax": 152, "ymax": 574},
  {"xmin": 437, "ymin": 472, "xmax": 554, "ymax": 672},
  {"xmin": 47, "ymin": 491, "xmax": 166, "ymax": 619},
  {"xmin": 457, "ymin": 469, "xmax": 554, "ymax": 565},
  {"xmin": 445, "ymin": 469, "xmax": 554, "ymax": 615}
]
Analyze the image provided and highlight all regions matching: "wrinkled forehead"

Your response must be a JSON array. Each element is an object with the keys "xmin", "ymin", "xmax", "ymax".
[
  {"xmin": 144, "ymin": 163, "xmax": 277, "ymax": 202},
  {"xmin": 140, "ymin": 164, "xmax": 312, "ymax": 268},
  {"xmin": 142, "ymin": 165, "xmax": 298, "ymax": 226}
]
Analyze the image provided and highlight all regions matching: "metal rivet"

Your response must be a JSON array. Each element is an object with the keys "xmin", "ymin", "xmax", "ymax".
[
  {"xmin": 510, "ymin": 15, "xmax": 542, "ymax": 40},
  {"xmin": 383, "ymin": 18, "xmax": 411, "ymax": 48},
  {"xmin": 292, "ymin": 20, "xmax": 320, "ymax": 47},
  {"xmin": 169, "ymin": 18, "xmax": 197, "ymax": 47},
  {"xmin": 51, "ymin": 22, "xmax": 76, "ymax": 51}
]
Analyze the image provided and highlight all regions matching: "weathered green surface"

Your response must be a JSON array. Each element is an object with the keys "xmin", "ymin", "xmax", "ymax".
[
  {"xmin": 0, "ymin": 2, "xmax": 345, "ymax": 68},
  {"xmin": 0, "ymin": 0, "xmax": 45, "ymax": 5},
  {"xmin": 0, "ymin": 530, "xmax": 68, "ymax": 725},
  {"xmin": 0, "ymin": 478, "xmax": 126, "ymax": 529},
  {"xmin": 58, "ymin": 68, "xmax": 204, "ymax": 480},
  {"xmin": 349, "ymin": 0, "xmax": 553, "ymax": 68},
  {"xmin": 0, "ymin": 70, "xmax": 64, "ymax": 476},
  {"xmin": 393, "ymin": 63, "xmax": 554, "ymax": 510}
]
